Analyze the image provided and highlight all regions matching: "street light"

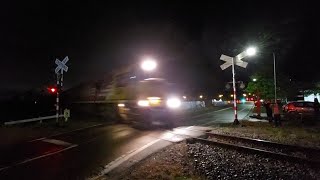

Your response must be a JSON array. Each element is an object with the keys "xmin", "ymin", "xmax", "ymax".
[
  {"xmin": 231, "ymin": 47, "xmax": 256, "ymax": 124},
  {"xmin": 246, "ymin": 47, "xmax": 257, "ymax": 56},
  {"xmin": 199, "ymin": 95, "xmax": 203, "ymax": 99},
  {"xmin": 253, "ymin": 78, "xmax": 257, "ymax": 82},
  {"xmin": 243, "ymin": 93, "xmax": 247, "ymax": 97},
  {"xmin": 141, "ymin": 57, "xmax": 157, "ymax": 71},
  {"xmin": 219, "ymin": 94, "xmax": 223, "ymax": 98}
]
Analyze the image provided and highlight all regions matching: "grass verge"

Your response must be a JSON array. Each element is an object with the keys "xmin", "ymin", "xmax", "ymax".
[{"xmin": 209, "ymin": 120, "xmax": 320, "ymax": 149}]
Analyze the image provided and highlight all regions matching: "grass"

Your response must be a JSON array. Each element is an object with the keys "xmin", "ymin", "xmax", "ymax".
[{"xmin": 209, "ymin": 120, "xmax": 320, "ymax": 148}]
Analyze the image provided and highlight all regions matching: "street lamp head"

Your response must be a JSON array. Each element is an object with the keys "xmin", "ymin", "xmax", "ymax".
[
  {"xmin": 141, "ymin": 58, "xmax": 157, "ymax": 71},
  {"xmin": 246, "ymin": 47, "xmax": 256, "ymax": 56},
  {"xmin": 253, "ymin": 78, "xmax": 257, "ymax": 82}
]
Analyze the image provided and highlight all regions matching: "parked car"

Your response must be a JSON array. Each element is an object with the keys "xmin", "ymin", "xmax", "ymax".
[{"xmin": 282, "ymin": 101, "xmax": 315, "ymax": 119}]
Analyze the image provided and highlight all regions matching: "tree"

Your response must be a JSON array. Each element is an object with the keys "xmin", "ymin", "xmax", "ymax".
[
  {"xmin": 245, "ymin": 73, "xmax": 298, "ymax": 100},
  {"xmin": 246, "ymin": 74, "xmax": 274, "ymax": 99}
]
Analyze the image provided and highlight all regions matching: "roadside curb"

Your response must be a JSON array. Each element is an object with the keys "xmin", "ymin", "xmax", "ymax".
[
  {"xmin": 241, "ymin": 104, "xmax": 255, "ymax": 120},
  {"xmin": 89, "ymin": 139, "xmax": 173, "ymax": 180},
  {"xmin": 89, "ymin": 126, "xmax": 208, "ymax": 180}
]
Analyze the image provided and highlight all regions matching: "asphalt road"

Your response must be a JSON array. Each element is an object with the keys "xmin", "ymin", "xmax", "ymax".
[{"xmin": 0, "ymin": 103, "xmax": 253, "ymax": 180}]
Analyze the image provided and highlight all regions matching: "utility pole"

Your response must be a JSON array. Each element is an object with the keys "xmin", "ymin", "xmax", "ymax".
[
  {"xmin": 231, "ymin": 57, "xmax": 239, "ymax": 124},
  {"xmin": 273, "ymin": 52, "xmax": 277, "ymax": 103}
]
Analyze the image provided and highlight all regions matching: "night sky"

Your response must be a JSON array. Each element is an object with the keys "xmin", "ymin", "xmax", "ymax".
[{"xmin": 1, "ymin": 1, "xmax": 318, "ymax": 95}]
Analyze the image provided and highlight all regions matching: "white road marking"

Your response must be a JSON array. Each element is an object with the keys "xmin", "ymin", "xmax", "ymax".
[
  {"xmin": 50, "ymin": 123, "xmax": 104, "ymax": 137},
  {"xmin": 238, "ymin": 107, "xmax": 248, "ymax": 112},
  {"xmin": 197, "ymin": 107, "xmax": 250, "ymax": 126},
  {"xmin": 96, "ymin": 139, "xmax": 161, "ymax": 177},
  {"xmin": 213, "ymin": 107, "xmax": 233, "ymax": 112},
  {"xmin": 90, "ymin": 127, "xmax": 205, "ymax": 180},
  {"xmin": 191, "ymin": 107, "xmax": 232, "ymax": 118},
  {"xmin": 42, "ymin": 139, "xmax": 73, "ymax": 147},
  {"xmin": 28, "ymin": 137, "xmax": 46, "ymax": 142},
  {"xmin": 28, "ymin": 123, "xmax": 104, "ymax": 142},
  {"xmin": 0, "ymin": 144, "xmax": 78, "ymax": 172}
]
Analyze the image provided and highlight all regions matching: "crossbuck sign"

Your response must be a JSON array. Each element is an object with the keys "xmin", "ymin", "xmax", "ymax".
[
  {"xmin": 55, "ymin": 56, "xmax": 69, "ymax": 74},
  {"xmin": 54, "ymin": 56, "xmax": 69, "ymax": 124},
  {"xmin": 219, "ymin": 53, "xmax": 248, "ymax": 125},
  {"xmin": 220, "ymin": 54, "xmax": 248, "ymax": 70}
]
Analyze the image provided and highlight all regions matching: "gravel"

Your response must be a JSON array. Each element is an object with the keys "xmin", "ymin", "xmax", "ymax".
[
  {"xmin": 188, "ymin": 142, "xmax": 320, "ymax": 180},
  {"xmin": 115, "ymin": 141, "xmax": 320, "ymax": 180},
  {"xmin": 120, "ymin": 143, "xmax": 202, "ymax": 180},
  {"xmin": 207, "ymin": 136, "xmax": 320, "ymax": 160}
]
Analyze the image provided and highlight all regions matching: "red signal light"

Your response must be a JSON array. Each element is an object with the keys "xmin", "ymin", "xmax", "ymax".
[{"xmin": 47, "ymin": 87, "xmax": 57, "ymax": 93}]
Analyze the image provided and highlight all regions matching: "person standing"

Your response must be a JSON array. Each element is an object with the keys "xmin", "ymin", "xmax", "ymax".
[
  {"xmin": 314, "ymin": 98, "xmax": 319, "ymax": 120},
  {"xmin": 273, "ymin": 101, "xmax": 281, "ymax": 127},
  {"xmin": 264, "ymin": 100, "xmax": 273, "ymax": 122},
  {"xmin": 256, "ymin": 97, "xmax": 262, "ymax": 118}
]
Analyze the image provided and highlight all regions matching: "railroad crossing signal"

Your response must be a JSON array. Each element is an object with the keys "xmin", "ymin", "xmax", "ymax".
[
  {"xmin": 54, "ymin": 56, "xmax": 69, "ymax": 124},
  {"xmin": 219, "ymin": 54, "xmax": 249, "ymax": 125},
  {"xmin": 55, "ymin": 56, "xmax": 69, "ymax": 74},
  {"xmin": 220, "ymin": 54, "xmax": 248, "ymax": 70}
]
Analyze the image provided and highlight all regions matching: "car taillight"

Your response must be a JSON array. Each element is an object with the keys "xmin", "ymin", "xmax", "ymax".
[{"xmin": 288, "ymin": 104, "xmax": 295, "ymax": 110}]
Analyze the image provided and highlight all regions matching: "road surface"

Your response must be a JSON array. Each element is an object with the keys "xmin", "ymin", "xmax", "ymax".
[{"xmin": 0, "ymin": 103, "xmax": 253, "ymax": 179}]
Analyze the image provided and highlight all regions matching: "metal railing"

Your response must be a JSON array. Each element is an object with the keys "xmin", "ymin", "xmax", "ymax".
[{"xmin": 4, "ymin": 114, "xmax": 63, "ymax": 125}]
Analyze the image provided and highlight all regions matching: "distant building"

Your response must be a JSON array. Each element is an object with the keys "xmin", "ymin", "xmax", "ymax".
[{"xmin": 304, "ymin": 93, "xmax": 320, "ymax": 102}]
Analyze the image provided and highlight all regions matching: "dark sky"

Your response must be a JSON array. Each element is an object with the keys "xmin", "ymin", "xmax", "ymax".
[{"xmin": 1, "ymin": 1, "xmax": 318, "ymax": 94}]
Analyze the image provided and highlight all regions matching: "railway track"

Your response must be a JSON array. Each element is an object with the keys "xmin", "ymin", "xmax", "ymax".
[{"xmin": 184, "ymin": 130, "xmax": 320, "ymax": 167}]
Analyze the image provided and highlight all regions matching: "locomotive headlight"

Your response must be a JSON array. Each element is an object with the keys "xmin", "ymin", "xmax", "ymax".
[
  {"xmin": 147, "ymin": 97, "xmax": 161, "ymax": 105},
  {"xmin": 166, "ymin": 97, "xmax": 181, "ymax": 108},
  {"xmin": 137, "ymin": 100, "xmax": 149, "ymax": 107}
]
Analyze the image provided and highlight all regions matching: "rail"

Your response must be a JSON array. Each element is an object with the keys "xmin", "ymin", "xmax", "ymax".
[
  {"xmin": 185, "ymin": 132, "xmax": 320, "ymax": 166},
  {"xmin": 169, "ymin": 126, "xmax": 320, "ymax": 166}
]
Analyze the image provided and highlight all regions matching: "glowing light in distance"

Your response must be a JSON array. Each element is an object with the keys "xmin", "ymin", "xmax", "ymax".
[
  {"xmin": 167, "ymin": 98, "xmax": 181, "ymax": 108},
  {"xmin": 137, "ymin": 100, "xmax": 149, "ymax": 107},
  {"xmin": 141, "ymin": 58, "xmax": 157, "ymax": 71},
  {"xmin": 246, "ymin": 47, "xmax": 256, "ymax": 56}
]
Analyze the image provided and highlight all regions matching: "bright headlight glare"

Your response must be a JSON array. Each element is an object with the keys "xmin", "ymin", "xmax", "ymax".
[
  {"xmin": 166, "ymin": 98, "xmax": 181, "ymax": 108},
  {"xmin": 137, "ymin": 100, "xmax": 149, "ymax": 107},
  {"xmin": 118, "ymin": 103, "xmax": 125, "ymax": 107},
  {"xmin": 147, "ymin": 97, "xmax": 161, "ymax": 105}
]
